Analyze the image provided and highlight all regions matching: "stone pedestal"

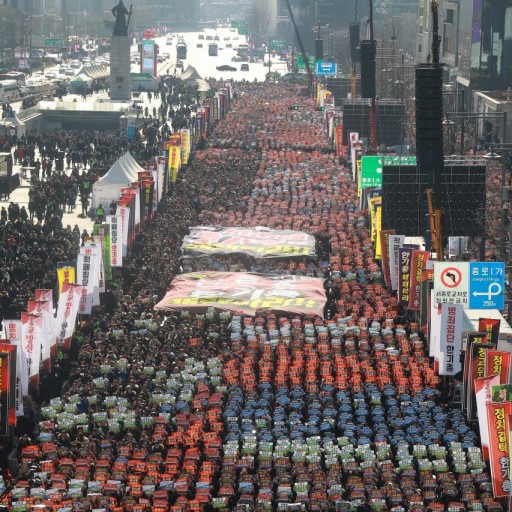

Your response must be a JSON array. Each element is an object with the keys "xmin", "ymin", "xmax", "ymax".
[{"xmin": 110, "ymin": 35, "xmax": 131, "ymax": 101}]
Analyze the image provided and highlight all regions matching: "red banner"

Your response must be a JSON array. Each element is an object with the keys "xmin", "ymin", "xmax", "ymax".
[
  {"xmin": 335, "ymin": 124, "xmax": 343, "ymax": 157},
  {"xmin": 155, "ymin": 272, "xmax": 327, "ymax": 317},
  {"xmin": 487, "ymin": 402, "xmax": 512, "ymax": 497},
  {"xmin": 479, "ymin": 318, "xmax": 501, "ymax": 346},
  {"xmin": 379, "ymin": 230, "xmax": 395, "ymax": 286},
  {"xmin": 486, "ymin": 350, "xmax": 512, "ymax": 384},
  {"xmin": 408, "ymin": 250, "xmax": 429, "ymax": 310},
  {"xmin": 0, "ymin": 343, "xmax": 16, "ymax": 430}
]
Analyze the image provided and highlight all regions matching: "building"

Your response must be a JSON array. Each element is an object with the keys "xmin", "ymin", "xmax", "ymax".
[{"xmin": 473, "ymin": 89, "xmax": 512, "ymax": 144}]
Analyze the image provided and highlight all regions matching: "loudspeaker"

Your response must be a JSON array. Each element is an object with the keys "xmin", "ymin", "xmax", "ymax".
[
  {"xmin": 315, "ymin": 39, "xmax": 324, "ymax": 61},
  {"xmin": 360, "ymin": 40, "xmax": 376, "ymax": 99},
  {"xmin": 415, "ymin": 64, "xmax": 444, "ymax": 170},
  {"xmin": 349, "ymin": 23, "xmax": 360, "ymax": 63}
]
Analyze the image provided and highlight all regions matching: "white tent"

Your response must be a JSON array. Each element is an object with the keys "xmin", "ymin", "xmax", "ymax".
[{"xmin": 91, "ymin": 152, "xmax": 144, "ymax": 209}]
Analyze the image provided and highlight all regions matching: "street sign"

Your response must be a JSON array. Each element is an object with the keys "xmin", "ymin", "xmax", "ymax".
[
  {"xmin": 360, "ymin": 156, "xmax": 382, "ymax": 189},
  {"xmin": 469, "ymin": 262, "xmax": 505, "ymax": 310},
  {"xmin": 297, "ymin": 54, "xmax": 315, "ymax": 73},
  {"xmin": 382, "ymin": 156, "xmax": 416, "ymax": 166},
  {"xmin": 45, "ymin": 38, "xmax": 63, "ymax": 48},
  {"xmin": 433, "ymin": 262, "xmax": 469, "ymax": 307},
  {"xmin": 315, "ymin": 61, "xmax": 337, "ymax": 76}
]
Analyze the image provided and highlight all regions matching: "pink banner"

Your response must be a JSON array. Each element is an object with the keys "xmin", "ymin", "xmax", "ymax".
[
  {"xmin": 155, "ymin": 272, "xmax": 327, "ymax": 317},
  {"xmin": 55, "ymin": 282, "xmax": 83, "ymax": 350}
]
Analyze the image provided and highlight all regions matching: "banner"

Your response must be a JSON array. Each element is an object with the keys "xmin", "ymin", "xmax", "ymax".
[
  {"xmin": 180, "ymin": 128, "xmax": 190, "ymax": 165},
  {"xmin": 27, "ymin": 300, "xmax": 53, "ymax": 367},
  {"xmin": 35, "ymin": 289, "xmax": 53, "ymax": 302},
  {"xmin": 398, "ymin": 248, "xmax": 414, "ymax": 304},
  {"xmin": 487, "ymin": 402, "xmax": 511, "ymax": 497},
  {"xmin": 55, "ymin": 282, "xmax": 83, "ymax": 350},
  {"xmin": 21, "ymin": 312, "xmax": 43, "ymax": 389},
  {"xmin": 438, "ymin": 303, "xmax": 463, "ymax": 375},
  {"xmin": 155, "ymin": 272, "xmax": 327, "ymax": 317},
  {"xmin": 168, "ymin": 145, "xmax": 181, "ymax": 183},
  {"xmin": 117, "ymin": 205, "xmax": 130, "ymax": 257},
  {"xmin": 379, "ymin": 230, "xmax": 395, "ymax": 286},
  {"xmin": 0, "ymin": 350, "xmax": 9, "ymax": 435},
  {"xmin": 3, "ymin": 320, "xmax": 26, "ymax": 417},
  {"xmin": 93, "ymin": 224, "xmax": 111, "ymax": 282},
  {"xmin": 467, "ymin": 340, "xmax": 495, "ymax": 420},
  {"xmin": 388, "ymin": 235, "xmax": 404, "ymax": 291},
  {"xmin": 408, "ymin": 250, "xmax": 430, "ymax": 310},
  {"xmin": 181, "ymin": 227, "xmax": 317, "ymax": 260},
  {"xmin": 475, "ymin": 374, "xmax": 500, "ymax": 460},
  {"xmin": 479, "ymin": 318, "xmax": 501, "ymax": 346},
  {"xmin": 77, "ymin": 250, "xmax": 100, "ymax": 315},
  {"xmin": 486, "ymin": 350, "xmax": 512, "ymax": 384},
  {"xmin": 335, "ymin": 123, "xmax": 343, "ymax": 157},
  {"xmin": 57, "ymin": 265, "xmax": 75, "ymax": 294},
  {"xmin": 106, "ymin": 215, "xmax": 123, "ymax": 267}
]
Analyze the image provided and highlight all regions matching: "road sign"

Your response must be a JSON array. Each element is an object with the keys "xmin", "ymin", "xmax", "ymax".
[
  {"xmin": 315, "ymin": 61, "xmax": 337, "ymax": 76},
  {"xmin": 44, "ymin": 38, "xmax": 63, "ymax": 48},
  {"xmin": 469, "ymin": 262, "xmax": 505, "ymax": 309},
  {"xmin": 433, "ymin": 262, "xmax": 469, "ymax": 307},
  {"xmin": 360, "ymin": 156, "xmax": 382, "ymax": 189},
  {"xmin": 297, "ymin": 54, "xmax": 315, "ymax": 73}
]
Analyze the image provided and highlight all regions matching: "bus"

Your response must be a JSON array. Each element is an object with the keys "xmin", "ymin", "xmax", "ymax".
[
  {"xmin": 0, "ymin": 71, "xmax": 26, "ymax": 85},
  {"xmin": 208, "ymin": 43, "xmax": 218, "ymax": 56},
  {"xmin": 176, "ymin": 39, "xmax": 187, "ymax": 60},
  {"xmin": 24, "ymin": 80, "xmax": 56, "ymax": 96},
  {"xmin": 0, "ymin": 80, "xmax": 21, "ymax": 101}
]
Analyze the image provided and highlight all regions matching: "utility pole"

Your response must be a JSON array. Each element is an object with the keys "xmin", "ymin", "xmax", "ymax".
[{"xmin": 267, "ymin": 37, "xmax": 272, "ymax": 81}]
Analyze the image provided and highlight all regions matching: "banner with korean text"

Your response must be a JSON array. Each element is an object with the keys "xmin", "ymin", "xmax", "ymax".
[
  {"xmin": 487, "ymin": 402, "xmax": 512, "ymax": 497},
  {"xmin": 476, "ymin": 374, "xmax": 500, "ymax": 460},
  {"xmin": 486, "ymin": 350, "xmax": 511, "ymax": 384},
  {"xmin": 55, "ymin": 282, "xmax": 83, "ymax": 350},
  {"xmin": 106, "ymin": 215, "xmax": 123, "ymax": 267},
  {"xmin": 57, "ymin": 265, "xmax": 75, "ymax": 294},
  {"xmin": 438, "ymin": 303, "xmax": 463, "ymax": 375},
  {"xmin": 21, "ymin": 312, "xmax": 43, "ymax": 389},
  {"xmin": 3, "ymin": 319, "xmax": 27, "ymax": 417},
  {"xmin": 77, "ymin": 250, "xmax": 100, "ymax": 315}
]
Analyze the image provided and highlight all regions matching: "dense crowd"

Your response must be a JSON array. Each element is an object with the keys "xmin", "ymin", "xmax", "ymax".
[{"xmin": 3, "ymin": 82, "xmax": 500, "ymax": 512}]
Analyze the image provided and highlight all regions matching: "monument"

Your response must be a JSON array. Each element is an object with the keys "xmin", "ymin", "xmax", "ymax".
[{"xmin": 109, "ymin": 1, "xmax": 132, "ymax": 101}]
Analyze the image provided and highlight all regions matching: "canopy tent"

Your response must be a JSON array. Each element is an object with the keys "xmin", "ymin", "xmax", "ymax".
[
  {"xmin": 181, "ymin": 65, "xmax": 202, "ymax": 81},
  {"xmin": 0, "ymin": 110, "xmax": 25, "ymax": 136},
  {"xmin": 91, "ymin": 151, "xmax": 145, "ymax": 209},
  {"xmin": 69, "ymin": 73, "xmax": 93, "ymax": 93}
]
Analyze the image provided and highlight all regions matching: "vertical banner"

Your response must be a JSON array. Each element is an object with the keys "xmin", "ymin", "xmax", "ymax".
[
  {"xmin": 106, "ymin": 215, "xmax": 123, "ymax": 268},
  {"xmin": 479, "ymin": 318, "xmax": 501, "ymax": 346},
  {"xmin": 388, "ymin": 235, "xmax": 405, "ymax": 291},
  {"xmin": 467, "ymin": 340, "xmax": 496, "ymax": 420},
  {"xmin": 57, "ymin": 265, "xmax": 75, "ymax": 294},
  {"xmin": 398, "ymin": 248, "xmax": 414, "ymax": 304},
  {"xmin": 35, "ymin": 289, "xmax": 53, "ymax": 302},
  {"xmin": 475, "ymin": 374, "xmax": 500, "ymax": 460},
  {"xmin": 0, "ymin": 352, "xmax": 9, "ymax": 435},
  {"xmin": 429, "ymin": 296, "xmax": 442, "ymax": 360},
  {"xmin": 438, "ymin": 303, "xmax": 463, "ymax": 375},
  {"xmin": 0, "ymin": 344, "xmax": 17, "ymax": 428},
  {"xmin": 335, "ymin": 123, "xmax": 343, "ymax": 157},
  {"xmin": 93, "ymin": 224, "xmax": 112, "ymax": 282},
  {"xmin": 180, "ymin": 128, "xmax": 190, "ymax": 165},
  {"xmin": 27, "ymin": 300, "xmax": 53, "ymax": 367},
  {"xmin": 408, "ymin": 251, "xmax": 430, "ymax": 310},
  {"xmin": 55, "ymin": 282, "xmax": 83, "ymax": 350},
  {"xmin": 76, "ymin": 251, "xmax": 100, "ymax": 315},
  {"xmin": 3, "ymin": 320, "xmax": 26, "ymax": 417},
  {"xmin": 82, "ymin": 243, "xmax": 102, "ymax": 304},
  {"xmin": 168, "ymin": 145, "xmax": 181, "ymax": 183},
  {"xmin": 379, "ymin": 230, "xmax": 395, "ymax": 286},
  {"xmin": 117, "ymin": 205, "xmax": 130, "ymax": 257},
  {"xmin": 21, "ymin": 312, "xmax": 43, "ymax": 389},
  {"xmin": 485, "ymin": 350, "xmax": 512, "ymax": 384},
  {"xmin": 487, "ymin": 402, "xmax": 512, "ymax": 498}
]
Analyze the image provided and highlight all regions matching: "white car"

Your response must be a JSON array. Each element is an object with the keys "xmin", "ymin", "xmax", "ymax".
[
  {"xmin": 45, "ymin": 72, "xmax": 57, "ymax": 79},
  {"xmin": 70, "ymin": 61, "xmax": 81, "ymax": 69},
  {"xmin": 65, "ymin": 68, "xmax": 75, "ymax": 76}
]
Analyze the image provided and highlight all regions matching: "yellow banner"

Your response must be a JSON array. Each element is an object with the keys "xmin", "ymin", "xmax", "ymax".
[
  {"xmin": 57, "ymin": 266, "xmax": 75, "ymax": 294},
  {"xmin": 357, "ymin": 159, "xmax": 362, "ymax": 198},
  {"xmin": 374, "ymin": 205, "xmax": 382, "ymax": 259},
  {"xmin": 180, "ymin": 129, "xmax": 190, "ymax": 165},
  {"xmin": 168, "ymin": 145, "xmax": 181, "ymax": 183}
]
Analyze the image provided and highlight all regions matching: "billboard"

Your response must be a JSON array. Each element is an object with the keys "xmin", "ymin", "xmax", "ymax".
[
  {"xmin": 141, "ymin": 39, "xmax": 155, "ymax": 75},
  {"xmin": 181, "ymin": 226, "xmax": 317, "ymax": 260},
  {"xmin": 155, "ymin": 272, "xmax": 327, "ymax": 317}
]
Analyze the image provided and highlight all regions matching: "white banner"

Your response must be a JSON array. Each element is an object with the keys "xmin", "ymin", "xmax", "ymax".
[
  {"xmin": 55, "ymin": 282, "xmax": 83, "ymax": 349},
  {"xmin": 3, "ymin": 319, "xmax": 27, "ymax": 416},
  {"xmin": 21, "ymin": 312, "xmax": 43, "ymax": 387},
  {"xmin": 117, "ymin": 205, "xmax": 130, "ymax": 258},
  {"xmin": 90, "ymin": 238, "xmax": 105, "ymax": 296},
  {"xmin": 439, "ymin": 302, "xmax": 464, "ymax": 375},
  {"xmin": 157, "ymin": 163, "xmax": 164, "ymax": 203},
  {"xmin": 475, "ymin": 373, "xmax": 500, "ymax": 461},
  {"xmin": 27, "ymin": 300, "xmax": 54, "ymax": 365},
  {"xmin": 77, "ymin": 251, "xmax": 100, "ymax": 315},
  {"xmin": 388, "ymin": 235, "xmax": 405, "ymax": 291},
  {"xmin": 133, "ymin": 187, "xmax": 141, "ymax": 226},
  {"xmin": 150, "ymin": 169, "xmax": 158, "ymax": 213},
  {"xmin": 429, "ymin": 295, "xmax": 442, "ymax": 359},
  {"xmin": 107, "ymin": 215, "xmax": 123, "ymax": 267}
]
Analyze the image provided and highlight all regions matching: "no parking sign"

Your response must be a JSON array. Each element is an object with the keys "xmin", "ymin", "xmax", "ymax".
[{"xmin": 433, "ymin": 262, "xmax": 469, "ymax": 306}]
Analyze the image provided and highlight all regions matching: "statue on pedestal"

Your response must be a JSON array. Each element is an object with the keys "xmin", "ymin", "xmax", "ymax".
[{"xmin": 111, "ymin": 0, "xmax": 132, "ymax": 36}]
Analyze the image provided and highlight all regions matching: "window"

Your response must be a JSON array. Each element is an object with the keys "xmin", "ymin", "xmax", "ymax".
[
  {"xmin": 116, "ymin": 77, "xmax": 124, "ymax": 83},
  {"xmin": 446, "ymin": 9, "xmax": 454, "ymax": 23}
]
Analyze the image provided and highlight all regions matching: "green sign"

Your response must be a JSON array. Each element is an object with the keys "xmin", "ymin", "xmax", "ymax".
[
  {"xmin": 297, "ymin": 54, "xmax": 315, "ymax": 72},
  {"xmin": 361, "ymin": 155, "xmax": 417, "ymax": 189},
  {"xmin": 231, "ymin": 20, "xmax": 246, "ymax": 29},
  {"xmin": 45, "ymin": 38, "xmax": 63, "ymax": 48},
  {"xmin": 360, "ymin": 156, "xmax": 383, "ymax": 189},
  {"xmin": 382, "ymin": 156, "xmax": 417, "ymax": 166},
  {"xmin": 270, "ymin": 40, "xmax": 285, "ymax": 50}
]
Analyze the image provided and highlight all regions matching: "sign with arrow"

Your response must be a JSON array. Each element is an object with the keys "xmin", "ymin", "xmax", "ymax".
[{"xmin": 469, "ymin": 262, "xmax": 505, "ymax": 309}]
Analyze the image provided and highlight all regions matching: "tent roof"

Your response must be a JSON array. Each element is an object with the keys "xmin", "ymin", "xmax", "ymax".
[
  {"xmin": 70, "ymin": 73, "xmax": 92, "ymax": 83},
  {"xmin": 82, "ymin": 63, "xmax": 109, "ymax": 80},
  {"xmin": 3, "ymin": 110, "xmax": 24, "ymax": 127},
  {"xmin": 96, "ymin": 151, "xmax": 144, "ymax": 184},
  {"xmin": 181, "ymin": 65, "xmax": 202, "ymax": 81}
]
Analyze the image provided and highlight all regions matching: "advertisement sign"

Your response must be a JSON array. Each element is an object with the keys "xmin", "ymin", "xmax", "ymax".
[
  {"xmin": 486, "ymin": 402, "xmax": 511, "ymax": 498},
  {"xmin": 141, "ymin": 39, "xmax": 155, "ymax": 74},
  {"xmin": 181, "ymin": 226, "xmax": 317, "ymax": 260},
  {"xmin": 155, "ymin": 272, "xmax": 327, "ymax": 317},
  {"xmin": 438, "ymin": 303, "xmax": 463, "ymax": 375}
]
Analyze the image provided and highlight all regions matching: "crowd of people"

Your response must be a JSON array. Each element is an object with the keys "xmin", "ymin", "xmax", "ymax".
[{"xmin": 2, "ymin": 81, "xmax": 499, "ymax": 512}]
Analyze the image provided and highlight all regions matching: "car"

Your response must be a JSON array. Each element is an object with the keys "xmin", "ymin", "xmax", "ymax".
[
  {"xmin": 216, "ymin": 65, "xmax": 236, "ymax": 71},
  {"xmin": 224, "ymin": 36, "xmax": 230, "ymax": 41},
  {"xmin": 162, "ymin": 52, "xmax": 170, "ymax": 59},
  {"xmin": 197, "ymin": 43, "xmax": 203, "ymax": 48},
  {"xmin": 70, "ymin": 61, "xmax": 81, "ymax": 69},
  {"xmin": 232, "ymin": 55, "xmax": 242, "ymax": 62},
  {"xmin": 226, "ymin": 43, "xmax": 232, "ymax": 48},
  {"xmin": 206, "ymin": 35, "xmax": 213, "ymax": 40},
  {"xmin": 198, "ymin": 34, "xmax": 205, "ymax": 40},
  {"xmin": 59, "ymin": 66, "xmax": 68, "ymax": 73},
  {"xmin": 65, "ymin": 68, "xmax": 75, "ymax": 76},
  {"xmin": 241, "ymin": 63, "xmax": 249, "ymax": 71},
  {"xmin": 214, "ymin": 35, "xmax": 220, "ymax": 41},
  {"xmin": 45, "ymin": 72, "xmax": 57, "ymax": 79},
  {"xmin": 176, "ymin": 61, "xmax": 184, "ymax": 69}
]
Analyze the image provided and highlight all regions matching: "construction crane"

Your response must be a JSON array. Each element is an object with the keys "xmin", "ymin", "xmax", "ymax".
[
  {"xmin": 284, "ymin": 0, "xmax": 314, "ymax": 90},
  {"xmin": 425, "ymin": 0, "xmax": 444, "ymax": 260},
  {"xmin": 351, "ymin": 0, "xmax": 358, "ymax": 98}
]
